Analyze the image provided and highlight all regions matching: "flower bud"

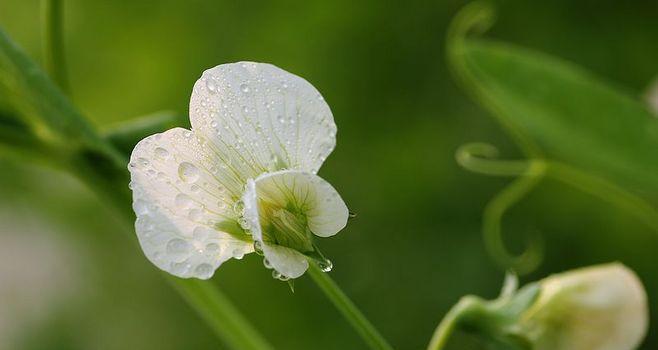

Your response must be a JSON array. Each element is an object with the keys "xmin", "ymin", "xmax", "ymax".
[{"xmin": 518, "ymin": 263, "xmax": 648, "ymax": 350}]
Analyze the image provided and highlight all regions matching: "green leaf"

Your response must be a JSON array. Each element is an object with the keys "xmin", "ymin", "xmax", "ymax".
[
  {"xmin": 0, "ymin": 27, "xmax": 123, "ymax": 165},
  {"xmin": 448, "ymin": 6, "xmax": 658, "ymax": 202}
]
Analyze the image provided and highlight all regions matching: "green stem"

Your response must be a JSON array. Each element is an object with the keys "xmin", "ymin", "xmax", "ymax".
[
  {"xmin": 171, "ymin": 277, "xmax": 274, "ymax": 350},
  {"xmin": 306, "ymin": 263, "xmax": 394, "ymax": 350},
  {"xmin": 427, "ymin": 296, "xmax": 479, "ymax": 350},
  {"xmin": 41, "ymin": 0, "xmax": 70, "ymax": 93}
]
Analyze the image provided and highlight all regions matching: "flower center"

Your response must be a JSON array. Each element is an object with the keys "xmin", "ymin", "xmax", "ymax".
[{"xmin": 258, "ymin": 200, "xmax": 314, "ymax": 253}]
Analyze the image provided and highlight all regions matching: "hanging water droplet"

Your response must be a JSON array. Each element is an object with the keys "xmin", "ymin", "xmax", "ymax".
[
  {"xmin": 318, "ymin": 259, "xmax": 333, "ymax": 272},
  {"xmin": 272, "ymin": 270, "xmax": 281, "ymax": 279},
  {"xmin": 233, "ymin": 248, "xmax": 245, "ymax": 259},
  {"xmin": 240, "ymin": 83, "xmax": 250, "ymax": 93},
  {"xmin": 166, "ymin": 239, "xmax": 190, "ymax": 261},
  {"xmin": 263, "ymin": 258, "xmax": 272, "ymax": 269},
  {"xmin": 174, "ymin": 193, "xmax": 194, "ymax": 209},
  {"xmin": 178, "ymin": 162, "xmax": 200, "ymax": 183}
]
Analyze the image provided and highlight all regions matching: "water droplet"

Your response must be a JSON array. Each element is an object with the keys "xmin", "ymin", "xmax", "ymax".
[
  {"xmin": 154, "ymin": 147, "xmax": 169, "ymax": 158},
  {"xmin": 166, "ymin": 239, "xmax": 190, "ymax": 261},
  {"xmin": 188, "ymin": 209, "xmax": 203, "ymax": 221},
  {"xmin": 195, "ymin": 263, "xmax": 214, "ymax": 278},
  {"xmin": 178, "ymin": 162, "xmax": 200, "ymax": 183},
  {"xmin": 318, "ymin": 259, "xmax": 333, "ymax": 272},
  {"xmin": 133, "ymin": 200, "xmax": 149, "ymax": 215},
  {"xmin": 206, "ymin": 243, "xmax": 219, "ymax": 251},
  {"xmin": 263, "ymin": 258, "xmax": 271, "ymax": 269},
  {"xmin": 238, "ymin": 217, "xmax": 251, "ymax": 230},
  {"xmin": 233, "ymin": 248, "xmax": 245, "ymax": 259},
  {"xmin": 206, "ymin": 79, "xmax": 217, "ymax": 93},
  {"xmin": 272, "ymin": 270, "xmax": 289, "ymax": 281},
  {"xmin": 253, "ymin": 240, "xmax": 263, "ymax": 255},
  {"xmin": 174, "ymin": 193, "xmax": 194, "ymax": 209},
  {"xmin": 192, "ymin": 226, "xmax": 208, "ymax": 240},
  {"xmin": 240, "ymin": 83, "xmax": 250, "ymax": 93},
  {"xmin": 233, "ymin": 200, "xmax": 245, "ymax": 215}
]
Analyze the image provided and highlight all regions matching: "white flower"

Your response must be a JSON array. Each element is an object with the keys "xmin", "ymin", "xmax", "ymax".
[
  {"xmin": 128, "ymin": 62, "xmax": 348, "ymax": 280},
  {"xmin": 519, "ymin": 263, "xmax": 648, "ymax": 350}
]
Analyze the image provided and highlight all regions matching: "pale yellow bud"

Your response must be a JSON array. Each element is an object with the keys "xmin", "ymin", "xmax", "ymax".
[{"xmin": 519, "ymin": 263, "xmax": 648, "ymax": 350}]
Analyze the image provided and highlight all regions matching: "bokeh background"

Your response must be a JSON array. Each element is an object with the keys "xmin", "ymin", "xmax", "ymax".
[{"xmin": 1, "ymin": 0, "xmax": 656, "ymax": 349}]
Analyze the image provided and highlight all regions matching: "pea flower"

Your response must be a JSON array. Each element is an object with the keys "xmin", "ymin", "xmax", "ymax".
[
  {"xmin": 128, "ymin": 62, "xmax": 348, "ymax": 280},
  {"xmin": 517, "ymin": 263, "xmax": 648, "ymax": 350}
]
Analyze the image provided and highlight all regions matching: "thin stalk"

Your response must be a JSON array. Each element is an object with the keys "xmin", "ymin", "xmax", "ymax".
[
  {"xmin": 41, "ymin": 0, "xmax": 70, "ymax": 93},
  {"xmin": 426, "ymin": 297, "xmax": 479, "ymax": 350},
  {"xmin": 171, "ymin": 277, "xmax": 274, "ymax": 350},
  {"xmin": 306, "ymin": 263, "xmax": 394, "ymax": 350}
]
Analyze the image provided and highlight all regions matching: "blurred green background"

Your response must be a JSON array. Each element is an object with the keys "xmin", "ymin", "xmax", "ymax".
[{"xmin": 0, "ymin": 0, "xmax": 656, "ymax": 349}]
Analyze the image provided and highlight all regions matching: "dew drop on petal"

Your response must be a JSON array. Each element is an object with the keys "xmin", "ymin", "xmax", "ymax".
[
  {"xmin": 174, "ymin": 193, "xmax": 194, "ymax": 209},
  {"xmin": 240, "ymin": 83, "xmax": 250, "ymax": 93},
  {"xmin": 133, "ymin": 200, "xmax": 149, "ymax": 215},
  {"xmin": 178, "ymin": 162, "xmax": 200, "ymax": 183},
  {"xmin": 206, "ymin": 79, "xmax": 217, "ymax": 93},
  {"xmin": 188, "ymin": 209, "xmax": 203, "ymax": 221},
  {"xmin": 154, "ymin": 147, "xmax": 169, "ymax": 159},
  {"xmin": 263, "ymin": 258, "xmax": 271, "ymax": 269},
  {"xmin": 233, "ymin": 200, "xmax": 245, "ymax": 215},
  {"xmin": 253, "ymin": 240, "xmax": 263, "ymax": 255},
  {"xmin": 194, "ymin": 263, "xmax": 213, "ymax": 278},
  {"xmin": 206, "ymin": 243, "xmax": 219, "ymax": 252},
  {"xmin": 166, "ymin": 239, "xmax": 190, "ymax": 261}
]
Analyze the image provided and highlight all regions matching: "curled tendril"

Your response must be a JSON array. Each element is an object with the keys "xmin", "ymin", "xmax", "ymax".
[{"xmin": 457, "ymin": 143, "xmax": 547, "ymax": 275}]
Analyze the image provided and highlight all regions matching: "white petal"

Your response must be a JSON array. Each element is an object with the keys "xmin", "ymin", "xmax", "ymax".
[
  {"xmin": 255, "ymin": 170, "xmax": 348, "ymax": 237},
  {"xmin": 189, "ymin": 62, "xmax": 337, "ymax": 181},
  {"xmin": 129, "ymin": 128, "xmax": 253, "ymax": 279},
  {"xmin": 241, "ymin": 171, "xmax": 347, "ymax": 278},
  {"xmin": 242, "ymin": 179, "xmax": 310, "ymax": 279}
]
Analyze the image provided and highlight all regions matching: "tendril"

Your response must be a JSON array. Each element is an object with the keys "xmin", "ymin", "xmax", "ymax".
[{"xmin": 457, "ymin": 142, "xmax": 547, "ymax": 274}]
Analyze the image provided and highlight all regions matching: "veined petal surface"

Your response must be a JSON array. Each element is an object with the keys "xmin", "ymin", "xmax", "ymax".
[
  {"xmin": 241, "ymin": 170, "xmax": 348, "ymax": 278},
  {"xmin": 189, "ymin": 62, "xmax": 337, "ymax": 182},
  {"xmin": 129, "ymin": 128, "xmax": 253, "ymax": 279}
]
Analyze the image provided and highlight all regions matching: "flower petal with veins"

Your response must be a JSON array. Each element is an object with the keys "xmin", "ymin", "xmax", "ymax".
[
  {"xmin": 190, "ymin": 62, "xmax": 337, "ymax": 178},
  {"xmin": 129, "ymin": 128, "xmax": 253, "ymax": 279}
]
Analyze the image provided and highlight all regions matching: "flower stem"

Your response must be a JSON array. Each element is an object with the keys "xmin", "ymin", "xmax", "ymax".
[
  {"xmin": 426, "ymin": 296, "xmax": 479, "ymax": 350},
  {"xmin": 306, "ymin": 263, "xmax": 394, "ymax": 350},
  {"xmin": 171, "ymin": 277, "xmax": 274, "ymax": 350},
  {"xmin": 41, "ymin": 0, "xmax": 70, "ymax": 93}
]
